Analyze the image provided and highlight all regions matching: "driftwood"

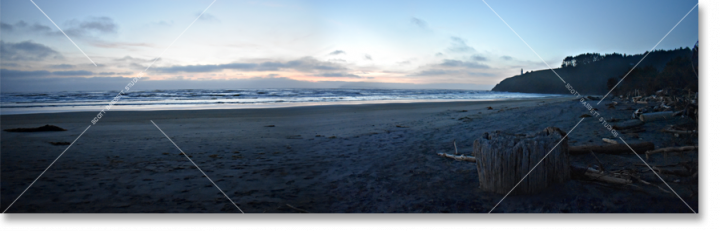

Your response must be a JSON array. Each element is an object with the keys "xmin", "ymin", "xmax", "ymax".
[
  {"xmin": 639, "ymin": 111, "xmax": 673, "ymax": 122},
  {"xmin": 612, "ymin": 119, "xmax": 644, "ymax": 130},
  {"xmin": 570, "ymin": 163, "xmax": 631, "ymax": 185},
  {"xmin": 569, "ymin": 142, "xmax": 654, "ymax": 155},
  {"xmin": 436, "ymin": 152, "xmax": 476, "ymax": 162},
  {"xmin": 645, "ymin": 146, "xmax": 698, "ymax": 160},
  {"xmin": 661, "ymin": 128, "xmax": 697, "ymax": 134},
  {"xmin": 602, "ymin": 138, "xmax": 618, "ymax": 144},
  {"xmin": 474, "ymin": 127, "xmax": 570, "ymax": 194}
]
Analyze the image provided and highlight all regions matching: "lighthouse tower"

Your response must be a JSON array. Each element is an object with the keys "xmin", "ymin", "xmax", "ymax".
[{"xmin": 521, "ymin": 68, "xmax": 523, "ymax": 75}]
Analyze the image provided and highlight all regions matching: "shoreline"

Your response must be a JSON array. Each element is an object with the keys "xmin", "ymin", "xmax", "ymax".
[{"xmin": 0, "ymin": 96, "xmax": 568, "ymax": 115}]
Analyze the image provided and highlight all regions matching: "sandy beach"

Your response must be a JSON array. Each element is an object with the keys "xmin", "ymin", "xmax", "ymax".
[{"xmin": 0, "ymin": 97, "xmax": 698, "ymax": 213}]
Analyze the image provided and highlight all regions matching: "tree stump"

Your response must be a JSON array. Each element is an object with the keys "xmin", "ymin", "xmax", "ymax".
[{"xmin": 474, "ymin": 127, "xmax": 570, "ymax": 194}]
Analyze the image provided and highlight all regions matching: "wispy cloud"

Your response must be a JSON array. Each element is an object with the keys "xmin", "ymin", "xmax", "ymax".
[
  {"xmin": 47, "ymin": 64, "xmax": 76, "ymax": 69},
  {"xmin": 2, "ymin": 17, "xmax": 118, "ymax": 38},
  {"xmin": 447, "ymin": 36, "xmax": 476, "ymax": 53},
  {"xmin": 438, "ymin": 59, "xmax": 489, "ymax": 69},
  {"xmin": 154, "ymin": 57, "xmax": 347, "ymax": 73},
  {"xmin": 0, "ymin": 40, "xmax": 62, "ymax": 61},
  {"xmin": 316, "ymin": 72, "xmax": 361, "ymax": 78},
  {"xmin": 328, "ymin": 50, "xmax": 346, "ymax": 56},
  {"xmin": 471, "ymin": 54, "xmax": 488, "ymax": 61},
  {"xmin": 411, "ymin": 17, "xmax": 428, "ymax": 29},
  {"xmin": 196, "ymin": 12, "xmax": 220, "ymax": 22}
]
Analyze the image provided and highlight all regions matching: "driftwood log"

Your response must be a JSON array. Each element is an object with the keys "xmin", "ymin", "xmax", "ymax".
[
  {"xmin": 612, "ymin": 119, "xmax": 644, "ymax": 130},
  {"xmin": 474, "ymin": 127, "xmax": 570, "ymax": 194},
  {"xmin": 645, "ymin": 146, "xmax": 698, "ymax": 160},
  {"xmin": 639, "ymin": 111, "xmax": 674, "ymax": 122},
  {"xmin": 436, "ymin": 152, "xmax": 476, "ymax": 162},
  {"xmin": 569, "ymin": 142, "xmax": 654, "ymax": 155},
  {"xmin": 570, "ymin": 163, "xmax": 632, "ymax": 185}
]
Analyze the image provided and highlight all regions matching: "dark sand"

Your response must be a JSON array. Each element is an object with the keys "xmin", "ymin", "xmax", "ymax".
[{"xmin": 1, "ymin": 97, "xmax": 698, "ymax": 212}]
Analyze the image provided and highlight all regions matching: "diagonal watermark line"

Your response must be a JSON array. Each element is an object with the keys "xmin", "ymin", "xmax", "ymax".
[
  {"xmin": 482, "ymin": 0, "xmax": 565, "ymax": 84},
  {"xmin": 597, "ymin": 2, "xmax": 698, "ymax": 104},
  {"xmin": 618, "ymin": 137, "xmax": 696, "ymax": 213},
  {"xmin": 3, "ymin": 125, "xmax": 92, "ymax": 213},
  {"xmin": 151, "ymin": 120, "xmax": 244, "ymax": 213},
  {"xmin": 30, "ymin": 0, "xmax": 97, "ymax": 67},
  {"xmin": 488, "ymin": 118, "xmax": 585, "ymax": 213}
]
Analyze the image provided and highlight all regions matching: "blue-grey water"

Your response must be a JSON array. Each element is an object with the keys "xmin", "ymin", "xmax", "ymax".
[{"xmin": 0, "ymin": 88, "xmax": 563, "ymax": 115}]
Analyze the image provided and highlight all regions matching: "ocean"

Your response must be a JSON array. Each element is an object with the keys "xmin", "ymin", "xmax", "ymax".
[{"xmin": 0, "ymin": 88, "xmax": 563, "ymax": 115}]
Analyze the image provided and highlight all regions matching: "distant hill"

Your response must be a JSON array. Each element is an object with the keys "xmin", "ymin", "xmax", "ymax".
[{"xmin": 491, "ymin": 48, "xmax": 693, "ymax": 95}]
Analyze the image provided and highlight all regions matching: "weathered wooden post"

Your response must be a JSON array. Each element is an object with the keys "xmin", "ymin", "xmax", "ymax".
[{"xmin": 473, "ymin": 127, "xmax": 570, "ymax": 194}]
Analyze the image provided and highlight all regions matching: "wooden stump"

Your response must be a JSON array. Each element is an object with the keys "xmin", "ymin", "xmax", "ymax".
[{"xmin": 474, "ymin": 127, "xmax": 570, "ymax": 194}]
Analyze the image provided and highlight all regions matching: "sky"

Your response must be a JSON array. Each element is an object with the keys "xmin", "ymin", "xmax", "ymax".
[{"xmin": 0, "ymin": 0, "xmax": 699, "ymax": 92}]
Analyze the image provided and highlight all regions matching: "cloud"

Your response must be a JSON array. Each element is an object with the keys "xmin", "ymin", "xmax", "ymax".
[
  {"xmin": 114, "ymin": 56, "xmax": 159, "ymax": 63},
  {"xmin": 64, "ymin": 17, "xmax": 118, "ymax": 37},
  {"xmin": 501, "ymin": 55, "xmax": 513, "ymax": 60},
  {"xmin": 447, "ymin": 36, "xmax": 476, "ymax": 53},
  {"xmin": 0, "ymin": 22, "xmax": 13, "ymax": 31},
  {"xmin": 52, "ymin": 70, "xmax": 94, "ymax": 76},
  {"xmin": 48, "ymin": 64, "xmax": 76, "ymax": 69},
  {"xmin": 438, "ymin": 59, "xmax": 489, "ymax": 69},
  {"xmin": 328, "ymin": 50, "xmax": 346, "ymax": 55},
  {"xmin": 413, "ymin": 69, "xmax": 459, "ymax": 76},
  {"xmin": 99, "ymin": 71, "xmax": 133, "ymax": 75},
  {"xmin": 197, "ymin": 12, "xmax": 219, "ymax": 22},
  {"xmin": 411, "ymin": 17, "xmax": 427, "ymax": 29},
  {"xmin": 2, "ymin": 18, "xmax": 117, "ymax": 38},
  {"xmin": 0, "ymin": 40, "xmax": 62, "ymax": 61},
  {"xmin": 435, "ymin": 52, "xmax": 444, "ymax": 57},
  {"xmin": 471, "ymin": 54, "xmax": 487, "ymax": 61},
  {"xmin": 364, "ymin": 54, "xmax": 372, "ymax": 60},
  {"xmin": 91, "ymin": 42, "xmax": 154, "ymax": 49},
  {"xmin": 316, "ymin": 72, "xmax": 361, "ymax": 78},
  {"xmin": 0, "ymin": 69, "xmax": 51, "ymax": 78},
  {"xmin": 154, "ymin": 57, "xmax": 346, "ymax": 73}
]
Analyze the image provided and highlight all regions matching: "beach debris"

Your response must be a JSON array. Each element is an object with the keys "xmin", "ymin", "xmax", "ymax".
[
  {"xmin": 264, "ymin": 125, "xmax": 275, "ymax": 127},
  {"xmin": 639, "ymin": 111, "xmax": 673, "ymax": 122},
  {"xmin": 612, "ymin": 119, "xmax": 643, "ymax": 130},
  {"xmin": 436, "ymin": 152, "xmax": 476, "ymax": 162},
  {"xmin": 4, "ymin": 124, "xmax": 67, "ymax": 132},
  {"xmin": 579, "ymin": 114, "xmax": 592, "ymax": 118},
  {"xmin": 645, "ymin": 145, "xmax": 698, "ymax": 160},
  {"xmin": 395, "ymin": 125, "xmax": 408, "ymax": 128},
  {"xmin": 209, "ymin": 154, "xmax": 219, "ymax": 158},
  {"xmin": 286, "ymin": 204, "xmax": 311, "ymax": 213},
  {"xmin": 569, "ymin": 142, "xmax": 654, "ymax": 155},
  {"xmin": 602, "ymin": 138, "xmax": 618, "ymax": 144},
  {"xmin": 458, "ymin": 110, "xmax": 468, "ymax": 112},
  {"xmin": 660, "ymin": 126, "xmax": 697, "ymax": 134},
  {"xmin": 327, "ymin": 136, "xmax": 336, "ymax": 139},
  {"xmin": 487, "ymin": 106, "xmax": 493, "ymax": 110},
  {"xmin": 473, "ymin": 127, "xmax": 570, "ymax": 194},
  {"xmin": 458, "ymin": 117, "xmax": 473, "ymax": 122},
  {"xmin": 570, "ymin": 163, "xmax": 632, "ymax": 185},
  {"xmin": 286, "ymin": 135, "xmax": 303, "ymax": 139},
  {"xmin": 49, "ymin": 141, "xmax": 71, "ymax": 146}
]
